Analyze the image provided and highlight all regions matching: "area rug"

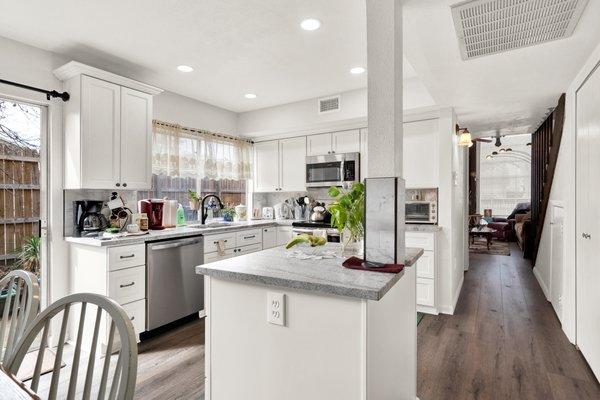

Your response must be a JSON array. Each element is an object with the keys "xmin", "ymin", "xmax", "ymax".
[
  {"xmin": 469, "ymin": 238, "xmax": 510, "ymax": 256},
  {"xmin": 17, "ymin": 348, "xmax": 66, "ymax": 382}
]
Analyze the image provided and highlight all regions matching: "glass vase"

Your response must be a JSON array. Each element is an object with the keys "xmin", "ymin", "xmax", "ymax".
[{"xmin": 341, "ymin": 230, "xmax": 364, "ymax": 258}]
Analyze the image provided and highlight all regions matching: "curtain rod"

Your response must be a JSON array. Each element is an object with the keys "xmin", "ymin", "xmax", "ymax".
[
  {"xmin": 153, "ymin": 120, "xmax": 253, "ymax": 144},
  {"xmin": 0, "ymin": 78, "xmax": 70, "ymax": 101}
]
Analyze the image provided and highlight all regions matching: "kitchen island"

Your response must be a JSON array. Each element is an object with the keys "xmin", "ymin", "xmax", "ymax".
[{"xmin": 196, "ymin": 243, "xmax": 423, "ymax": 400}]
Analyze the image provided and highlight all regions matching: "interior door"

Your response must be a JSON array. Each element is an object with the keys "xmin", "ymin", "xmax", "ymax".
[
  {"xmin": 576, "ymin": 64, "xmax": 600, "ymax": 379},
  {"xmin": 120, "ymin": 87, "xmax": 152, "ymax": 190},
  {"xmin": 279, "ymin": 136, "xmax": 306, "ymax": 192},
  {"xmin": 81, "ymin": 75, "xmax": 121, "ymax": 188},
  {"xmin": 254, "ymin": 140, "xmax": 279, "ymax": 192}
]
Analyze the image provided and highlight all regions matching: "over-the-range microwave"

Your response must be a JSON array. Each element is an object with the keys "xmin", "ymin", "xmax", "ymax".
[
  {"xmin": 405, "ymin": 200, "xmax": 437, "ymax": 224},
  {"xmin": 305, "ymin": 152, "xmax": 360, "ymax": 188}
]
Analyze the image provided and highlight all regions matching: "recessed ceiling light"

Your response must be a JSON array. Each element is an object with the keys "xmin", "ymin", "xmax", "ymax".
[
  {"xmin": 177, "ymin": 65, "xmax": 194, "ymax": 72},
  {"xmin": 350, "ymin": 67, "xmax": 366, "ymax": 75},
  {"xmin": 245, "ymin": 93, "xmax": 257, "ymax": 99},
  {"xmin": 300, "ymin": 18, "xmax": 321, "ymax": 31}
]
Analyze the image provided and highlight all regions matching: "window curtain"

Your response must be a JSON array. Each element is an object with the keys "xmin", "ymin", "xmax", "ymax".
[{"xmin": 152, "ymin": 121, "xmax": 252, "ymax": 181}]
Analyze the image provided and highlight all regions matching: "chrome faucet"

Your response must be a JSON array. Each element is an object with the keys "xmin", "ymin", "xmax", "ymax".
[{"xmin": 201, "ymin": 194, "xmax": 224, "ymax": 225}]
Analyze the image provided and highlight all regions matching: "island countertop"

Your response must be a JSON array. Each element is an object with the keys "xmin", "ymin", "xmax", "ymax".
[{"xmin": 196, "ymin": 244, "xmax": 424, "ymax": 300}]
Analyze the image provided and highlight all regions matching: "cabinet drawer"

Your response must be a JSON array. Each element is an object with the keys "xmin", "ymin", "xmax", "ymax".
[
  {"xmin": 417, "ymin": 277, "xmax": 435, "ymax": 307},
  {"xmin": 236, "ymin": 243, "xmax": 263, "ymax": 256},
  {"xmin": 204, "ymin": 232, "xmax": 236, "ymax": 254},
  {"xmin": 121, "ymin": 299, "xmax": 145, "ymax": 340},
  {"xmin": 236, "ymin": 229, "xmax": 262, "ymax": 247},
  {"xmin": 416, "ymin": 250, "xmax": 435, "ymax": 279},
  {"xmin": 109, "ymin": 265, "xmax": 145, "ymax": 305},
  {"xmin": 204, "ymin": 249, "xmax": 235, "ymax": 263},
  {"xmin": 108, "ymin": 244, "xmax": 145, "ymax": 271},
  {"xmin": 406, "ymin": 232, "xmax": 435, "ymax": 251}
]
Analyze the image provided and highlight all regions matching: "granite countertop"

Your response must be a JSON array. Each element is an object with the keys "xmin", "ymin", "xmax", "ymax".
[
  {"xmin": 405, "ymin": 224, "xmax": 442, "ymax": 232},
  {"xmin": 196, "ymin": 243, "xmax": 424, "ymax": 301},
  {"xmin": 65, "ymin": 220, "xmax": 295, "ymax": 247}
]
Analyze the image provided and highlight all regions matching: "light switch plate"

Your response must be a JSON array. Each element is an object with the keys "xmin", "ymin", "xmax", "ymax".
[{"xmin": 267, "ymin": 292, "xmax": 285, "ymax": 326}]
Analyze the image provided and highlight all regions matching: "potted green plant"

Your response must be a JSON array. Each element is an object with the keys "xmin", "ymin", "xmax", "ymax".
[
  {"xmin": 222, "ymin": 207, "xmax": 236, "ymax": 222},
  {"xmin": 16, "ymin": 236, "xmax": 41, "ymax": 275},
  {"xmin": 327, "ymin": 183, "xmax": 365, "ymax": 256},
  {"xmin": 188, "ymin": 189, "xmax": 200, "ymax": 210}
]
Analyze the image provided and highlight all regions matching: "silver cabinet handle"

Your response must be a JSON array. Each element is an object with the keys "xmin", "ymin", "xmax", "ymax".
[
  {"xmin": 213, "ymin": 240, "xmax": 228, "ymax": 244},
  {"xmin": 120, "ymin": 254, "xmax": 135, "ymax": 259},
  {"xmin": 243, "ymin": 235, "xmax": 256, "ymax": 239},
  {"xmin": 120, "ymin": 282, "xmax": 135, "ymax": 288}
]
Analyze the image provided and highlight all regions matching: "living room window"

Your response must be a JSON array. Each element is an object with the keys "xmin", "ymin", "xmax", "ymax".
[{"xmin": 479, "ymin": 134, "xmax": 531, "ymax": 217}]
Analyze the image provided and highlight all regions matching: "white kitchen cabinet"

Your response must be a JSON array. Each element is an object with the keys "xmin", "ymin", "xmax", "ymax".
[
  {"xmin": 276, "ymin": 226, "xmax": 293, "ymax": 246},
  {"xmin": 254, "ymin": 137, "xmax": 306, "ymax": 192},
  {"xmin": 54, "ymin": 62, "xmax": 161, "ymax": 190},
  {"xmin": 306, "ymin": 130, "xmax": 360, "ymax": 156},
  {"xmin": 406, "ymin": 231, "xmax": 439, "ymax": 314},
  {"xmin": 307, "ymin": 133, "xmax": 332, "ymax": 156},
  {"xmin": 279, "ymin": 137, "xmax": 306, "ymax": 191},
  {"xmin": 120, "ymin": 87, "xmax": 153, "ymax": 189},
  {"xmin": 254, "ymin": 141, "xmax": 279, "ymax": 192},
  {"xmin": 262, "ymin": 227, "xmax": 277, "ymax": 249},
  {"xmin": 403, "ymin": 119, "xmax": 439, "ymax": 188},
  {"xmin": 204, "ymin": 228, "xmax": 265, "ymax": 262}
]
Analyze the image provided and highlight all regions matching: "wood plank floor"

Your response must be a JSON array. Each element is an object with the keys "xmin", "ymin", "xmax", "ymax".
[{"xmin": 417, "ymin": 243, "xmax": 600, "ymax": 400}]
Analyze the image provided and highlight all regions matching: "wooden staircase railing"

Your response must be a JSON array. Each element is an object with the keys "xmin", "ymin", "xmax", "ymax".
[{"xmin": 530, "ymin": 93, "xmax": 566, "ymax": 263}]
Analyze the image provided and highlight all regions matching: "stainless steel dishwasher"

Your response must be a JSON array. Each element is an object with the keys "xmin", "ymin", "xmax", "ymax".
[{"xmin": 146, "ymin": 236, "xmax": 204, "ymax": 330}]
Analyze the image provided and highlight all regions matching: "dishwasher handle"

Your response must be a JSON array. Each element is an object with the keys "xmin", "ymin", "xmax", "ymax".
[{"xmin": 149, "ymin": 238, "xmax": 202, "ymax": 251}]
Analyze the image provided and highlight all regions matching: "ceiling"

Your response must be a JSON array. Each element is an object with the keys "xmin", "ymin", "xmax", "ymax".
[{"xmin": 403, "ymin": 0, "xmax": 600, "ymax": 138}]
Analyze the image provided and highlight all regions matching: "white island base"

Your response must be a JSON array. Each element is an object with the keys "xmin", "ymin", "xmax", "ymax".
[{"xmin": 203, "ymin": 263, "xmax": 417, "ymax": 400}]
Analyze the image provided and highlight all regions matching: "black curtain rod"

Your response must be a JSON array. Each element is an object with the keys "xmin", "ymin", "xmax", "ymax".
[{"xmin": 0, "ymin": 78, "xmax": 70, "ymax": 101}]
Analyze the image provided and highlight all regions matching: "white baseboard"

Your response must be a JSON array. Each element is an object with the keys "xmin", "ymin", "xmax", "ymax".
[
  {"xmin": 438, "ymin": 274, "xmax": 465, "ymax": 315},
  {"xmin": 533, "ymin": 267, "xmax": 550, "ymax": 300},
  {"xmin": 417, "ymin": 305, "xmax": 439, "ymax": 315}
]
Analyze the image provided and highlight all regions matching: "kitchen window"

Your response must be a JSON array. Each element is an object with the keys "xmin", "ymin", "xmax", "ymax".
[{"xmin": 138, "ymin": 121, "xmax": 252, "ymax": 221}]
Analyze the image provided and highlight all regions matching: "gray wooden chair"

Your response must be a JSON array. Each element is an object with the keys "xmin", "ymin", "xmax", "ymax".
[
  {"xmin": 5, "ymin": 293, "xmax": 138, "ymax": 400},
  {"xmin": 0, "ymin": 270, "xmax": 40, "ymax": 364}
]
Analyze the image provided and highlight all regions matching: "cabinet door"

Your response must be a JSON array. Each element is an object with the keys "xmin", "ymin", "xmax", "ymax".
[
  {"xmin": 120, "ymin": 87, "xmax": 152, "ymax": 190},
  {"xmin": 279, "ymin": 136, "xmax": 306, "ymax": 192},
  {"xmin": 332, "ymin": 130, "xmax": 360, "ymax": 154},
  {"xmin": 403, "ymin": 119, "xmax": 439, "ymax": 188},
  {"xmin": 80, "ymin": 75, "xmax": 121, "ymax": 189},
  {"xmin": 254, "ymin": 141, "xmax": 279, "ymax": 192},
  {"xmin": 262, "ymin": 227, "xmax": 277, "ymax": 249},
  {"xmin": 306, "ymin": 133, "xmax": 332, "ymax": 156},
  {"xmin": 276, "ymin": 226, "xmax": 293, "ymax": 246}
]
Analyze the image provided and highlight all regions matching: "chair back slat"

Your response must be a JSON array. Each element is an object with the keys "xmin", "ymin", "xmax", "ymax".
[
  {"xmin": 6, "ymin": 293, "xmax": 137, "ymax": 400},
  {"xmin": 98, "ymin": 321, "xmax": 116, "ymax": 400},
  {"xmin": 67, "ymin": 302, "xmax": 87, "ymax": 400},
  {"xmin": 0, "ymin": 271, "xmax": 40, "ymax": 364},
  {"xmin": 30, "ymin": 319, "xmax": 50, "ymax": 393},
  {"xmin": 48, "ymin": 303, "xmax": 70, "ymax": 400},
  {"xmin": 83, "ymin": 307, "xmax": 103, "ymax": 400}
]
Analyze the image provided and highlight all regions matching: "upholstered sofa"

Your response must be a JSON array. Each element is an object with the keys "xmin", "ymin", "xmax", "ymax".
[{"xmin": 487, "ymin": 202, "xmax": 531, "ymax": 242}]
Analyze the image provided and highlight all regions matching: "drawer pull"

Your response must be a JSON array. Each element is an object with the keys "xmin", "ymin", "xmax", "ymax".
[
  {"xmin": 243, "ymin": 235, "xmax": 256, "ymax": 239},
  {"xmin": 120, "ymin": 254, "xmax": 136, "ymax": 259},
  {"xmin": 130, "ymin": 316, "xmax": 135, "ymax": 321},
  {"xmin": 119, "ymin": 282, "xmax": 135, "ymax": 288},
  {"xmin": 213, "ymin": 240, "xmax": 228, "ymax": 244}
]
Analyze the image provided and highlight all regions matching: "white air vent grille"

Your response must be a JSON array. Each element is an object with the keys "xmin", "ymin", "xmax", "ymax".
[
  {"xmin": 451, "ymin": 0, "xmax": 589, "ymax": 60},
  {"xmin": 318, "ymin": 96, "xmax": 341, "ymax": 114}
]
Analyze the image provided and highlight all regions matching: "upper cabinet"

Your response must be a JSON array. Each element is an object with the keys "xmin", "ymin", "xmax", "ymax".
[
  {"xmin": 306, "ymin": 129, "xmax": 360, "ymax": 156},
  {"xmin": 254, "ymin": 137, "xmax": 306, "ymax": 193},
  {"xmin": 54, "ymin": 62, "xmax": 162, "ymax": 190},
  {"xmin": 403, "ymin": 119, "xmax": 439, "ymax": 188}
]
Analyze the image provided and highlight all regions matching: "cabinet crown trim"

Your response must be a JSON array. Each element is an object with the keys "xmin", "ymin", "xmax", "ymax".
[{"xmin": 53, "ymin": 61, "xmax": 163, "ymax": 95}]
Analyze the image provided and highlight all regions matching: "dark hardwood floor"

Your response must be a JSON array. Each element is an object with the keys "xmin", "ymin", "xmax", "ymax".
[{"xmin": 417, "ymin": 243, "xmax": 600, "ymax": 400}]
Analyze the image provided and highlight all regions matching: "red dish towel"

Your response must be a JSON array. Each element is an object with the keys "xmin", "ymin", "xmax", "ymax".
[{"xmin": 342, "ymin": 256, "xmax": 404, "ymax": 273}]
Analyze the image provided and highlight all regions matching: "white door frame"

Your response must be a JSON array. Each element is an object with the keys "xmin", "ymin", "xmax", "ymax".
[{"xmin": 549, "ymin": 201, "xmax": 564, "ymax": 322}]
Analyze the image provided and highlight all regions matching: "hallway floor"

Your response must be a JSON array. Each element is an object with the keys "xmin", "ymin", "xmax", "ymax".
[{"xmin": 417, "ymin": 243, "xmax": 600, "ymax": 399}]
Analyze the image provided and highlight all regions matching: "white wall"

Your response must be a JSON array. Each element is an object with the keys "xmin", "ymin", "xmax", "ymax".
[
  {"xmin": 534, "ymin": 41, "xmax": 600, "ymax": 344},
  {"xmin": 237, "ymin": 77, "xmax": 435, "ymax": 139}
]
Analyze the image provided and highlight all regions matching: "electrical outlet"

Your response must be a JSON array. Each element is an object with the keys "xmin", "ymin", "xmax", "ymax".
[{"xmin": 267, "ymin": 292, "xmax": 285, "ymax": 326}]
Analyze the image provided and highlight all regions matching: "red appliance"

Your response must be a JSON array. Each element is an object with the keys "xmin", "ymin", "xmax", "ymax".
[{"xmin": 138, "ymin": 199, "xmax": 165, "ymax": 230}]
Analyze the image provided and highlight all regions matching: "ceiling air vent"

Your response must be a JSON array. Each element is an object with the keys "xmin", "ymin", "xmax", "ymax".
[
  {"xmin": 451, "ymin": 0, "xmax": 589, "ymax": 60},
  {"xmin": 318, "ymin": 95, "xmax": 341, "ymax": 114}
]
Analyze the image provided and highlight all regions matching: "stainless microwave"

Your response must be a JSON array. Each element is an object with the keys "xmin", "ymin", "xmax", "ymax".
[
  {"xmin": 306, "ymin": 152, "xmax": 360, "ymax": 188},
  {"xmin": 405, "ymin": 200, "xmax": 437, "ymax": 224}
]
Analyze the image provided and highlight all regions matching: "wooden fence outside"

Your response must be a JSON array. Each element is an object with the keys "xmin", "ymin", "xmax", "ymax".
[{"xmin": 0, "ymin": 139, "xmax": 40, "ymax": 275}]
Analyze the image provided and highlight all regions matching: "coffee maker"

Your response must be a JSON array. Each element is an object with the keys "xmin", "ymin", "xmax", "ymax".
[
  {"xmin": 138, "ymin": 199, "xmax": 165, "ymax": 230},
  {"xmin": 73, "ymin": 200, "xmax": 108, "ymax": 236}
]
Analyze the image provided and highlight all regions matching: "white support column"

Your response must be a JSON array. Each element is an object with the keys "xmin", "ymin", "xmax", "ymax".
[{"xmin": 366, "ymin": 1, "xmax": 416, "ymax": 399}]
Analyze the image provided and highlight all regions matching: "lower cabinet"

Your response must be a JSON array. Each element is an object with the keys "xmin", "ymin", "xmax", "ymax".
[
  {"xmin": 406, "ymin": 231, "xmax": 438, "ymax": 315},
  {"xmin": 276, "ymin": 226, "xmax": 293, "ymax": 246},
  {"xmin": 204, "ymin": 228, "xmax": 264, "ymax": 262},
  {"xmin": 262, "ymin": 227, "xmax": 277, "ymax": 249}
]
